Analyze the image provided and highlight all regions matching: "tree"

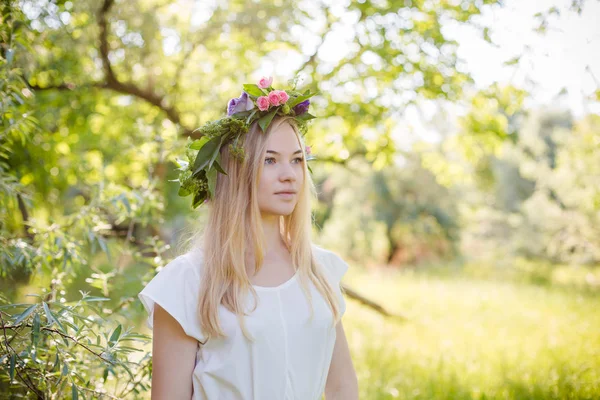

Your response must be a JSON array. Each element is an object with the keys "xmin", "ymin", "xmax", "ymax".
[{"xmin": 1, "ymin": 0, "xmax": 506, "ymax": 396}]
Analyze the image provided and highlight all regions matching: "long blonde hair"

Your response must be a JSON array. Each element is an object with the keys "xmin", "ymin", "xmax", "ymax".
[{"xmin": 181, "ymin": 115, "xmax": 342, "ymax": 343}]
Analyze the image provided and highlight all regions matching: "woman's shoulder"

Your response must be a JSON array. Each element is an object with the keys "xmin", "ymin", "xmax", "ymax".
[
  {"xmin": 163, "ymin": 246, "xmax": 205, "ymax": 275},
  {"xmin": 311, "ymin": 243, "xmax": 349, "ymax": 282},
  {"xmin": 138, "ymin": 246, "xmax": 206, "ymax": 340},
  {"xmin": 311, "ymin": 242, "xmax": 344, "ymax": 261}
]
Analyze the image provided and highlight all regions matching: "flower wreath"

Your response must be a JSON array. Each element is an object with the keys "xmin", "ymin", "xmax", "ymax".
[{"xmin": 173, "ymin": 76, "xmax": 318, "ymax": 209}]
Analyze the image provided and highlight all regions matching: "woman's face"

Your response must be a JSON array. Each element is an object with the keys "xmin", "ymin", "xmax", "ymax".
[{"xmin": 257, "ymin": 122, "xmax": 305, "ymax": 217}]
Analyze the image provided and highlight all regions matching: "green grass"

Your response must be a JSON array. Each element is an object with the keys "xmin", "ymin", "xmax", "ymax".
[{"xmin": 343, "ymin": 264, "xmax": 600, "ymax": 399}]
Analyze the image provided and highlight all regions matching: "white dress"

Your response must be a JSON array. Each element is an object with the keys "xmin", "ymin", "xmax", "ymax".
[{"xmin": 138, "ymin": 243, "xmax": 349, "ymax": 400}]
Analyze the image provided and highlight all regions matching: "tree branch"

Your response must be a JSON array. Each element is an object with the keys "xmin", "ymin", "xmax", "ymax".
[
  {"xmin": 2, "ymin": 322, "xmax": 115, "ymax": 365},
  {"xmin": 95, "ymin": 0, "xmax": 194, "ymax": 137},
  {"xmin": 342, "ymin": 284, "xmax": 408, "ymax": 322},
  {"xmin": 0, "ymin": 314, "xmax": 45, "ymax": 398}
]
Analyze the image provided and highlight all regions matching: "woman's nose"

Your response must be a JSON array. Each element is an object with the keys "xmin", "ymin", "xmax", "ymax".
[{"xmin": 279, "ymin": 162, "xmax": 297, "ymax": 181}]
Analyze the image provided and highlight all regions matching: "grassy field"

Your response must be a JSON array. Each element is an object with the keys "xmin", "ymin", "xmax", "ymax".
[{"xmin": 342, "ymin": 263, "xmax": 600, "ymax": 400}]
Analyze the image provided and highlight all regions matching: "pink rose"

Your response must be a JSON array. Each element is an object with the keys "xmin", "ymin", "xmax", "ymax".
[
  {"xmin": 257, "ymin": 96, "xmax": 270, "ymax": 111},
  {"xmin": 268, "ymin": 91, "xmax": 280, "ymax": 106},
  {"xmin": 305, "ymin": 145, "xmax": 311, "ymax": 155},
  {"xmin": 258, "ymin": 76, "xmax": 273, "ymax": 89},
  {"xmin": 277, "ymin": 90, "xmax": 289, "ymax": 104}
]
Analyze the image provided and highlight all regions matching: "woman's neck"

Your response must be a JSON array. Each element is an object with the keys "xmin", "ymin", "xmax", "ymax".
[{"xmin": 260, "ymin": 214, "xmax": 287, "ymax": 255}]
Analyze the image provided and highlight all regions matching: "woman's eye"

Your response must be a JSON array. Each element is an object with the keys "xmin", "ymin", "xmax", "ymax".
[{"xmin": 265, "ymin": 157, "xmax": 304, "ymax": 164}]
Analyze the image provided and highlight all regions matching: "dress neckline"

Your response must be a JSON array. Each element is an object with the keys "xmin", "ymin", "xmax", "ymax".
[{"xmin": 251, "ymin": 270, "xmax": 299, "ymax": 291}]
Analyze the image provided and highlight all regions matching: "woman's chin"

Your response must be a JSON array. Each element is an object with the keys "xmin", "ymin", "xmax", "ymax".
[{"xmin": 261, "ymin": 204, "xmax": 296, "ymax": 217}]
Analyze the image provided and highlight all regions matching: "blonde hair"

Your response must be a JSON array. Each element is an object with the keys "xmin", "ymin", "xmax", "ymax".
[{"xmin": 181, "ymin": 115, "xmax": 342, "ymax": 343}]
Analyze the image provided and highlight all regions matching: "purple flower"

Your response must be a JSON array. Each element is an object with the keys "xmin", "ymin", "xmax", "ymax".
[
  {"xmin": 293, "ymin": 99, "xmax": 310, "ymax": 116},
  {"xmin": 227, "ymin": 92, "xmax": 255, "ymax": 116}
]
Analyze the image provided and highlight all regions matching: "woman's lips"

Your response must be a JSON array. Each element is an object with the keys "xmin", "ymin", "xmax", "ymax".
[{"xmin": 275, "ymin": 192, "xmax": 296, "ymax": 199}]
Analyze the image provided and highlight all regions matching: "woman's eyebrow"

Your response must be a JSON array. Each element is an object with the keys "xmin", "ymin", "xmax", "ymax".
[{"xmin": 266, "ymin": 150, "xmax": 303, "ymax": 155}]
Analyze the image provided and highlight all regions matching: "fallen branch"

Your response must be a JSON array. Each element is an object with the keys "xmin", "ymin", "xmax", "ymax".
[{"xmin": 342, "ymin": 284, "xmax": 408, "ymax": 322}]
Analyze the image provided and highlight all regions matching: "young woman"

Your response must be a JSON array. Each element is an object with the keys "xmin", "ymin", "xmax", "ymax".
[{"xmin": 138, "ymin": 78, "xmax": 359, "ymax": 400}]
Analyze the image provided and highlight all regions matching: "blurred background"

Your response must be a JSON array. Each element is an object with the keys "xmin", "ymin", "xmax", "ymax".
[{"xmin": 1, "ymin": 0, "xmax": 599, "ymax": 398}]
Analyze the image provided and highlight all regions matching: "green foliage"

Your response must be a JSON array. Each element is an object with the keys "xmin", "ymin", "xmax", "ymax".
[
  {"xmin": 318, "ymin": 156, "xmax": 458, "ymax": 265},
  {"xmin": 421, "ymin": 85, "xmax": 600, "ymax": 266},
  {"xmin": 0, "ymin": 292, "xmax": 151, "ymax": 398}
]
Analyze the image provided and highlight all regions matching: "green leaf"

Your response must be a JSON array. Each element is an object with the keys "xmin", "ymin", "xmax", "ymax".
[
  {"xmin": 72, "ymin": 384, "xmax": 78, "ymax": 400},
  {"xmin": 258, "ymin": 109, "xmax": 278, "ymax": 133},
  {"xmin": 120, "ymin": 362, "xmax": 136, "ymax": 380},
  {"xmin": 43, "ymin": 302, "xmax": 56, "ymax": 325},
  {"xmin": 6, "ymin": 48, "xmax": 14, "ymax": 65},
  {"xmin": 178, "ymin": 184, "xmax": 191, "ymax": 197},
  {"xmin": 297, "ymin": 112, "xmax": 316, "ymax": 121},
  {"xmin": 206, "ymin": 167, "xmax": 217, "ymax": 198},
  {"xmin": 81, "ymin": 296, "xmax": 110, "ymax": 302},
  {"xmin": 62, "ymin": 362, "xmax": 69, "ymax": 377},
  {"xmin": 192, "ymin": 136, "xmax": 221, "ymax": 175},
  {"xmin": 9, "ymin": 354, "xmax": 16, "ymax": 381},
  {"xmin": 288, "ymin": 91, "xmax": 318, "ymax": 108},
  {"xmin": 504, "ymin": 56, "xmax": 520, "ymax": 66},
  {"xmin": 246, "ymin": 109, "xmax": 258, "ymax": 125},
  {"xmin": 109, "ymin": 324, "xmax": 122, "ymax": 347},
  {"xmin": 120, "ymin": 195, "xmax": 131, "ymax": 213},
  {"xmin": 0, "ymin": 303, "xmax": 31, "ymax": 309},
  {"xmin": 207, "ymin": 135, "xmax": 225, "ymax": 170},
  {"xmin": 213, "ymin": 158, "xmax": 227, "ymax": 175},
  {"xmin": 0, "ymin": 303, "xmax": 32, "ymax": 309},
  {"xmin": 32, "ymin": 313, "xmax": 40, "ymax": 346},
  {"xmin": 13, "ymin": 304, "xmax": 36, "ymax": 325},
  {"xmin": 119, "ymin": 332, "xmax": 150, "ymax": 341},
  {"xmin": 52, "ymin": 352, "xmax": 60, "ymax": 372},
  {"xmin": 242, "ymin": 84, "xmax": 266, "ymax": 97},
  {"xmin": 188, "ymin": 136, "xmax": 210, "ymax": 150},
  {"xmin": 43, "ymin": 302, "xmax": 67, "ymax": 335},
  {"xmin": 97, "ymin": 236, "xmax": 110, "ymax": 261},
  {"xmin": 192, "ymin": 192, "xmax": 207, "ymax": 209}
]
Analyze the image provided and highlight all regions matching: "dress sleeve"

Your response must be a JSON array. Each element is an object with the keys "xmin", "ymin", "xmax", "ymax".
[
  {"xmin": 138, "ymin": 251, "xmax": 206, "ymax": 342},
  {"xmin": 314, "ymin": 245, "xmax": 350, "ymax": 317}
]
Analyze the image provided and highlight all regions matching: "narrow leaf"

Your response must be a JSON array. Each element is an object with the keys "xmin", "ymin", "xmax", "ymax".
[
  {"xmin": 81, "ymin": 296, "xmax": 110, "ymax": 302},
  {"xmin": 52, "ymin": 352, "xmax": 60, "ymax": 372},
  {"xmin": 97, "ymin": 237, "xmax": 110, "ymax": 261},
  {"xmin": 43, "ymin": 302, "xmax": 56, "ymax": 326},
  {"xmin": 9, "ymin": 354, "xmax": 16, "ymax": 381},
  {"xmin": 288, "ymin": 91, "xmax": 318, "ymax": 108},
  {"xmin": 246, "ymin": 109, "xmax": 258, "ymax": 125},
  {"xmin": 206, "ymin": 167, "xmax": 217, "ymax": 198},
  {"xmin": 109, "ymin": 324, "xmax": 122, "ymax": 347},
  {"xmin": 297, "ymin": 112, "xmax": 316, "ymax": 121},
  {"xmin": 213, "ymin": 158, "xmax": 227, "ymax": 175},
  {"xmin": 14, "ymin": 304, "xmax": 36, "ymax": 325},
  {"xmin": 192, "ymin": 137, "xmax": 221, "ymax": 175},
  {"xmin": 32, "ymin": 313, "xmax": 40, "ymax": 346}
]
